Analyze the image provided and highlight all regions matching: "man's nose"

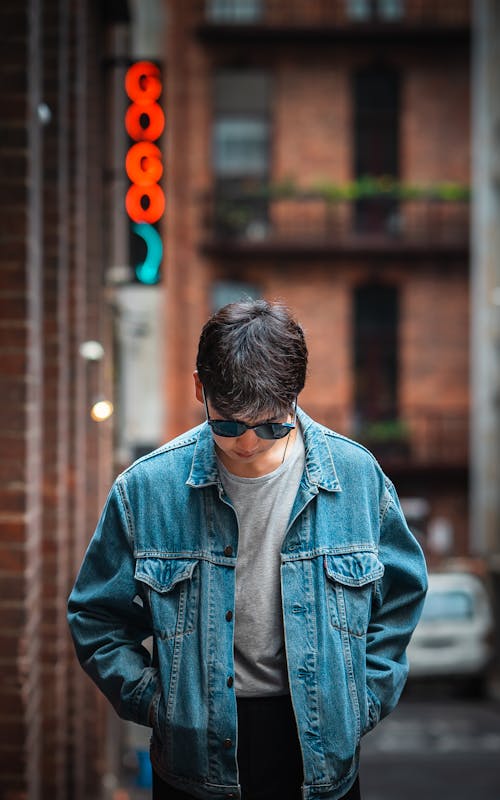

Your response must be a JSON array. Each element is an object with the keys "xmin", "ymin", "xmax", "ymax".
[{"xmin": 237, "ymin": 428, "xmax": 260, "ymax": 444}]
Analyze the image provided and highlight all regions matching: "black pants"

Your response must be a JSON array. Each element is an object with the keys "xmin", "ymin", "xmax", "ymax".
[{"xmin": 152, "ymin": 694, "xmax": 361, "ymax": 800}]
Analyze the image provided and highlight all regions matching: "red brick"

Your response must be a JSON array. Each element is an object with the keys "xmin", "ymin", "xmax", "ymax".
[
  {"xmin": 0, "ymin": 377, "xmax": 26, "ymax": 405},
  {"xmin": 0, "ymin": 603, "xmax": 25, "ymax": 630},
  {"xmin": 0, "ymin": 576, "xmax": 27, "ymax": 602},
  {"xmin": 0, "ymin": 326, "xmax": 28, "ymax": 349},
  {"xmin": 0, "ymin": 297, "xmax": 27, "ymax": 322},
  {"xmin": 0, "ymin": 695, "xmax": 25, "ymax": 723},
  {"xmin": 0, "ymin": 545, "xmax": 25, "ymax": 573},
  {"xmin": 0, "ymin": 436, "xmax": 27, "ymax": 463},
  {"xmin": 0, "ymin": 488, "xmax": 27, "ymax": 513},
  {"xmin": 0, "ymin": 720, "xmax": 25, "ymax": 749},
  {"xmin": 0, "ymin": 518, "xmax": 27, "ymax": 544}
]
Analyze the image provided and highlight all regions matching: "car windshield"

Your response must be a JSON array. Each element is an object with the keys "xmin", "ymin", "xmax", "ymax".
[{"xmin": 421, "ymin": 589, "xmax": 474, "ymax": 622}]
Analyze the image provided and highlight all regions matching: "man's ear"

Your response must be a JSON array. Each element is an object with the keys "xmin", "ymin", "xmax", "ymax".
[{"xmin": 193, "ymin": 371, "xmax": 204, "ymax": 404}]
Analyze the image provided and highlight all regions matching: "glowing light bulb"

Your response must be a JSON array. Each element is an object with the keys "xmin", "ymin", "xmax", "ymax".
[{"xmin": 90, "ymin": 399, "xmax": 114, "ymax": 422}]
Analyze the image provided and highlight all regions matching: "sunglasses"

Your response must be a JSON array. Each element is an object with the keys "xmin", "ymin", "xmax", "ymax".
[{"xmin": 203, "ymin": 390, "xmax": 296, "ymax": 440}]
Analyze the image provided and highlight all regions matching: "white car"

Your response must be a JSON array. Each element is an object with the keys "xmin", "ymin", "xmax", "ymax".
[{"xmin": 406, "ymin": 571, "xmax": 495, "ymax": 696}]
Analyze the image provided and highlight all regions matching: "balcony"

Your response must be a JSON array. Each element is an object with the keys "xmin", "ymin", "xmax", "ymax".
[
  {"xmin": 195, "ymin": 1, "xmax": 470, "ymax": 43},
  {"xmin": 309, "ymin": 407, "xmax": 469, "ymax": 476},
  {"xmin": 200, "ymin": 183, "xmax": 470, "ymax": 260}
]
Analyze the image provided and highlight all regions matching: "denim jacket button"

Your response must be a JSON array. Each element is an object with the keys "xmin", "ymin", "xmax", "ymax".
[
  {"xmin": 225, "ymin": 610, "xmax": 233, "ymax": 622},
  {"xmin": 227, "ymin": 676, "xmax": 234, "ymax": 688},
  {"xmin": 223, "ymin": 738, "xmax": 233, "ymax": 749},
  {"xmin": 224, "ymin": 545, "xmax": 233, "ymax": 557}
]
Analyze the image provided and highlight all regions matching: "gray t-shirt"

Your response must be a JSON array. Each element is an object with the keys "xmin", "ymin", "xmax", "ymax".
[{"xmin": 217, "ymin": 426, "xmax": 305, "ymax": 697}]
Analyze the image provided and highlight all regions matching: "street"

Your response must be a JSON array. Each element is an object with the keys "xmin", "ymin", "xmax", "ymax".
[{"xmin": 360, "ymin": 683, "xmax": 500, "ymax": 800}]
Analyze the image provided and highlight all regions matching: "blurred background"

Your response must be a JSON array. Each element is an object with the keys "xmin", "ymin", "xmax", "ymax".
[{"xmin": 1, "ymin": 0, "xmax": 500, "ymax": 798}]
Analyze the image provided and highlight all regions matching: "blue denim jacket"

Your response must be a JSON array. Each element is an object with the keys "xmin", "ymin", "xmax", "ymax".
[{"xmin": 68, "ymin": 408, "xmax": 427, "ymax": 800}]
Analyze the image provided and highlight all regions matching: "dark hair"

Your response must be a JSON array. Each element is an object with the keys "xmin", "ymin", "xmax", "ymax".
[{"xmin": 196, "ymin": 299, "xmax": 308, "ymax": 419}]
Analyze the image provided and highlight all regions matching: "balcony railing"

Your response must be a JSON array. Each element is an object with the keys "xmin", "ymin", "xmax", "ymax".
[
  {"xmin": 309, "ymin": 408, "xmax": 469, "ymax": 470},
  {"xmin": 201, "ymin": 188, "xmax": 469, "ymax": 254},
  {"xmin": 197, "ymin": 1, "xmax": 470, "ymax": 31}
]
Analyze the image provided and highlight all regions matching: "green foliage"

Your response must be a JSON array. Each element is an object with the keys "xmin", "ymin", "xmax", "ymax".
[
  {"xmin": 359, "ymin": 418, "xmax": 410, "ymax": 443},
  {"xmin": 247, "ymin": 176, "xmax": 471, "ymax": 202},
  {"xmin": 212, "ymin": 176, "xmax": 470, "ymax": 235},
  {"xmin": 306, "ymin": 176, "xmax": 470, "ymax": 202}
]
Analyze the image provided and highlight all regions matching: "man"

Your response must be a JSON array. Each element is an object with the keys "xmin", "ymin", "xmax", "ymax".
[{"xmin": 68, "ymin": 299, "xmax": 427, "ymax": 800}]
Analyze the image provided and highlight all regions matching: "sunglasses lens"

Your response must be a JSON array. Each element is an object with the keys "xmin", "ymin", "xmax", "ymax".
[
  {"xmin": 254, "ymin": 423, "xmax": 292, "ymax": 440},
  {"xmin": 210, "ymin": 420, "xmax": 245, "ymax": 437}
]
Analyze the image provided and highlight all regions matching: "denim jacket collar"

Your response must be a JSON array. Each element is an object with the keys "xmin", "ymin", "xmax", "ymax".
[{"xmin": 186, "ymin": 406, "xmax": 341, "ymax": 493}]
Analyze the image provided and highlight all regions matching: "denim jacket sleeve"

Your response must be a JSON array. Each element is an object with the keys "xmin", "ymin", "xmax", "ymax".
[
  {"xmin": 364, "ymin": 477, "xmax": 428, "ymax": 733},
  {"xmin": 67, "ymin": 477, "xmax": 158, "ymax": 727}
]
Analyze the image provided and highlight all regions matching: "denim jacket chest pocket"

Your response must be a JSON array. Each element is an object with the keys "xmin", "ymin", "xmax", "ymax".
[
  {"xmin": 134, "ymin": 557, "xmax": 199, "ymax": 640},
  {"xmin": 324, "ymin": 551, "xmax": 384, "ymax": 638}
]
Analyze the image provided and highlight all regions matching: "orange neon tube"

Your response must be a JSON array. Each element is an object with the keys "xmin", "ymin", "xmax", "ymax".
[
  {"xmin": 125, "ymin": 61, "xmax": 162, "ymax": 105},
  {"xmin": 125, "ymin": 142, "xmax": 163, "ymax": 186},
  {"xmin": 125, "ymin": 183, "xmax": 165, "ymax": 224}
]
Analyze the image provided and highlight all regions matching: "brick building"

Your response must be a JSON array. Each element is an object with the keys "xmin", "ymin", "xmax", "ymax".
[{"xmin": 164, "ymin": 0, "xmax": 471, "ymax": 560}]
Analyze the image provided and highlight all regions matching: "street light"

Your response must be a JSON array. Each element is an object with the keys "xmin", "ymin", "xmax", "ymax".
[
  {"xmin": 79, "ymin": 341, "xmax": 114, "ymax": 422},
  {"xmin": 90, "ymin": 399, "xmax": 114, "ymax": 422}
]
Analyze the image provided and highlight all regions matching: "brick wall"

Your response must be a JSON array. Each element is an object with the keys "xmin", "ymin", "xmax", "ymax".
[
  {"xmin": 403, "ymin": 54, "xmax": 470, "ymax": 183},
  {"xmin": 274, "ymin": 59, "xmax": 351, "ymax": 186},
  {"xmin": 0, "ymin": 1, "xmax": 114, "ymax": 798},
  {"xmin": 275, "ymin": 46, "xmax": 469, "ymax": 187},
  {"xmin": 0, "ymin": 3, "xmax": 43, "ymax": 798}
]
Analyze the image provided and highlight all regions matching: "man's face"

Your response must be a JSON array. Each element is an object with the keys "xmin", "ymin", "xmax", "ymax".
[
  {"xmin": 207, "ymin": 398, "xmax": 287, "ymax": 464},
  {"xmin": 193, "ymin": 372, "xmax": 295, "ymax": 476}
]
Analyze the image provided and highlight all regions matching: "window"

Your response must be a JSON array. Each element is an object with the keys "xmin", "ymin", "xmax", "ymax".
[
  {"xmin": 211, "ymin": 281, "xmax": 261, "ymax": 312},
  {"xmin": 354, "ymin": 66, "xmax": 399, "ymax": 177},
  {"xmin": 213, "ymin": 70, "xmax": 271, "ymax": 237},
  {"xmin": 206, "ymin": 0, "xmax": 263, "ymax": 23},
  {"xmin": 421, "ymin": 591, "xmax": 474, "ymax": 622},
  {"xmin": 353, "ymin": 65, "xmax": 400, "ymax": 233},
  {"xmin": 354, "ymin": 284, "xmax": 399, "ymax": 425},
  {"xmin": 346, "ymin": 0, "xmax": 404, "ymax": 21},
  {"xmin": 213, "ymin": 119, "xmax": 269, "ymax": 177},
  {"xmin": 213, "ymin": 70, "xmax": 271, "ymax": 178}
]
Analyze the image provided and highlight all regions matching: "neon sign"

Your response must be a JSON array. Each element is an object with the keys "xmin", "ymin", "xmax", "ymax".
[{"xmin": 125, "ymin": 61, "xmax": 165, "ymax": 284}]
